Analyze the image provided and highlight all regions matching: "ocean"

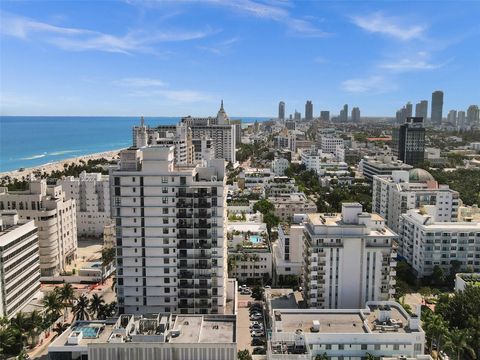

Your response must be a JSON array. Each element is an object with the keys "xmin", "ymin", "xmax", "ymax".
[{"xmin": 0, "ymin": 116, "xmax": 269, "ymax": 172}]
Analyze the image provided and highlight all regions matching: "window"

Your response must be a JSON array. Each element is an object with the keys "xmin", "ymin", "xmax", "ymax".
[
  {"xmin": 361, "ymin": 344, "xmax": 367, "ymax": 350},
  {"xmin": 163, "ymin": 208, "xmax": 168, "ymax": 214},
  {"xmin": 393, "ymin": 344, "xmax": 399, "ymax": 350}
]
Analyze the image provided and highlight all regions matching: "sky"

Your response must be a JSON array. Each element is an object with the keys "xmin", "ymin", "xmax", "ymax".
[{"xmin": 0, "ymin": 0, "xmax": 479, "ymax": 117}]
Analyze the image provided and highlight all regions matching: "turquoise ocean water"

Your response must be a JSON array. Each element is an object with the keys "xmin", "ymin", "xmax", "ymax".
[{"xmin": 0, "ymin": 116, "xmax": 268, "ymax": 172}]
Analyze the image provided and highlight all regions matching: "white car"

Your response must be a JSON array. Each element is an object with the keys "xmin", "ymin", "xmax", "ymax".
[
  {"xmin": 250, "ymin": 313, "xmax": 263, "ymax": 321},
  {"xmin": 250, "ymin": 323, "xmax": 264, "ymax": 330},
  {"xmin": 251, "ymin": 330, "xmax": 265, "ymax": 337}
]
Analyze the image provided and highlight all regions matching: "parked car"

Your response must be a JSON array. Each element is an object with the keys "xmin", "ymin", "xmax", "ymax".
[
  {"xmin": 250, "ymin": 313, "xmax": 263, "ymax": 321},
  {"xmin": 251, "ymin": 338, "xmax": 266, "ymax": 346},
  {"xmin": 250, "ymin": 321, "xmax": 263, "ymax": 327},
  {"xmin": 250, "ymin": 324, "xmax": 264, "ymax": 331},
  {"xmin": 253, "ymin": 347, "xmax": 266, "ymax": 355},
  {"xmin": 251, "ymin": 330, "xmax": 265, "ymax": 337}
]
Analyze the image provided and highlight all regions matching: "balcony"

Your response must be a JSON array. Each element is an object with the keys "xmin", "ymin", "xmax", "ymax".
[
  {"xmin": 177, "ymin": 222, "xmax": 192, "ymax": 229},
  {"xmin": 179, "ymin": 271, "xmax": 194, "ymax": 279},
  {"xmin": 195, "ymin": 301, "xmax": 211, "ymax": 308},
  {"xmin": 197, "ymin": 222, "xmax": 211, "ymax": 229},
  {"xmin": 177, "ymin": 233, "xmax": 194, "ymax": 239},
  {"xmin": 196, "ymin": 202, "xmax": 212, "ymax": 208},
  {"xmin": 178, "ymin": 241, "xmax": 194, "ymax": 249},
  {"xmin": 176, "ymin": 213, "xmax": 193, "ymax": 219},
  {"xmin": 196, "ymin": 283, "xmax": 212, "ymax": 289},
  {"xmin": 176, "ymin": 202, "xmax": 193, "ymax": 208},
  {"xmin": 194, "ymin": 192, "xmax": 211, "ymax": 198},
  {"xmin": 178, "ymin": 292, "xmax": 195, "ymax": 299},
  {"xmin": 178, "ymin": 281, "xmax": 194, "ymax": 289},
  {"xmin": 177, "ymin": 192, "xmax": 193, "ymax": 198}
]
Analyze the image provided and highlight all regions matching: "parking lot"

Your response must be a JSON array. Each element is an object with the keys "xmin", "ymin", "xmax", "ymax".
[{"xmin": 237, "ymin": 292, "xmax": 267, "ymax": 356}]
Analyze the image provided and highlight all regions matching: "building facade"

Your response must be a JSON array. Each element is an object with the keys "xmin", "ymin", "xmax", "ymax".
[
  {"xmin": 360, "ymin": 155, "xmax": 413, "ymax": 182},
  {"xmin": 305, "ymin": 101, "xmax": 313, "ymax": 121},
  {"xmin": 372, "ymin": 170, "xmax": 459, "ymax": 234},
  {"xmin": 0, "ymin": 179, "xmax": 77, "ymax": 276},
  {"xmin": 431, "ymin": 90, "xmax": 444, "ymax": 125},
  {"xmin": 392, "ymin": 117, "xmax": 425, "ymax": 166},
  {"xmin": 0, "ymin": 212, "xmax": 40, "ymax": 318},
  {"xmin": 278, "ymin": 101, "xmax": 285, "ymax": 120},
  {"xmin": 111, "ymin": 146, "xmax": 227, "ymax": 315},
  {"xmin": 269, "ymin": 193, "xmax": 317, "ymax": 222},
  {"xmin": 58, "ymin": 171, "xmax": 110, "ymax": 238},
  {"xmin": 273, "ymin": 223, "xmax": 304, "ymax": 281},
  {"xmin": 398, "ymin": 209, "xmax": 480, "ymax": 278},
  {"xmin": 303, "ymin": 203, "xmax": 397, "ymax": 309}
]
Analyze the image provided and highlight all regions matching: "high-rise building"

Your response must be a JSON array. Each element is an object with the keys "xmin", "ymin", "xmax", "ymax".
[
  {"xmin": 139, "ymin": 102, "xmax": 237, "ymax": 163},
  {"xmin": 58, "ymin": 171, "xmax": 110, "ymax": 238},
  {"xmin": 278, "ymin": 101, "xmax": 285, "ymax": 120},
  {"xmin": 405, "ymin": 102, "xmax": 413, "ymax": 117},
  {"xmin": 467, "ymin": 105, "xmax": 480, "ymax": 125},
  {"xmin": 0, "ymin": 179, "xmax": 77, "ymax": 276},
  {"xmin": 305, "ymin": 100, "xmax": 313, "ymax": 121},
  {"xmin": 399, "ymin": 208, "xmax": 480, "ymax": 277},
  {"xmin": 294, "ymin": 110, "xmax": 301, "ymax": 121},
  {"xmin": 392, "ymin": 117, "xmax": 425, "ymax": 166},
  {"xmin": 0, "ymin": 212, "xmax": 40, "ymax": 318},
  {"xmin": 111, "ymin": 146, "xmax": 227, "ymax": 315},
  {"xmin": 303, "ymin": 203, "xmax": 397, "ymax": 309},
  {"xmin": 339, "ymin": 104, "xmax": 348, "ymax": 122},
  {"xmin": 457, "ymin": 110, "xmax": 467, "ymax": 129},
  {"xmin": 447, "ymin": 110, "xmax": 457, "ymax": 124},
  {"xmin": 372, "ymin": 170, "xmax": 460, "ymax": 234},
  {"xmin": 431, "ymin": 90, "xmax": 444, "ymax": 125},
  {"xmin": 320, "ymin": 111, "xmax": 330, "ymax": 122},
  {"xmin": 351, "ymin": 107, "xmax": 360, "ymax": 122},
  {"xmin": 415, "ymin": 100, "xmax": 428, "ymax": 121}
]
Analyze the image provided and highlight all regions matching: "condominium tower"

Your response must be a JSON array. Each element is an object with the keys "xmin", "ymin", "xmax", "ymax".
[
  {"xmin": 305, "ymin": 100, "xmax": 313, "ymax": 121},
  {"xmin": 111, "ymin": 146, "xmax": 227, "ymax": 315},
  {"xmin": 0, "ymin": 179, "xmax": 77, "ymax": 276},
  {"xmin": 431, "ymin": 90, "xmax": 444, "ymax": 125},
  {"xmin": 278, "ymin": 101, "xmax": 285, "ymax": 120},
  {"xmin": 392, "ymin": 117, "xmax": 425, "ymax": 166},
  {"xmin": 415, "ymin": 100, "xmax": 428, "ymax": 121},
  {"xmin": 303, "ymin": 203, "xmax": 397, "ymax": 309}
]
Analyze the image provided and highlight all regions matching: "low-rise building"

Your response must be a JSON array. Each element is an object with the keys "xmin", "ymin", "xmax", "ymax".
[
  {"xmin": 271, "ymin": 157, "xmax": 290, "ymax": 176},
  {"xmin": 398, "ymin": 208, "xmax": 480, "ymax": 277},
  {"xmin": 360, "ymin": 155, "xmax": 413, "ymax": 182},
  {"xmin": 303, "ymin": 203, "xmax": 397, "ymax": 309},
  {"xmin": 301, "ymin": 148, "xmax": 348, "ymax": 176},
  {"xmin": 267, "ymin": 301, "xmax": 425, "ymax": 360},
  {"xmin": 0, "ymin": 211, "xmax": 40, "ymax": 318},
  {"xmin": 270, "ymin": 193, "xmax": 317, "ymax": 222},
  {"xmin": 0, "ymin": 179, "xmax": 77, "ymax": 276},
  {"xmin": 58, "ymin": 171, "xmax": 110, "ymax": 238},
  {"xmin": 48, "ymin": 314, "xmax": 237, "ymax": 360},
  {"xmin": 265, "ymin": 177, "xmax": 298, "ymax": 197}
]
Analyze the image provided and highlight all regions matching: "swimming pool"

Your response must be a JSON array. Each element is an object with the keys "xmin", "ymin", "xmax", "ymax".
[
  {"xmin": 250, "ymin": 235, "xmax": 262, "ymax": 244},
  {"xmin": 72, "ymin": 325, "xmax": 101, "ymax": 338}
]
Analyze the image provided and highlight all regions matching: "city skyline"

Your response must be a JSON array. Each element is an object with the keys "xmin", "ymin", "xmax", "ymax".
[{"xmin": 1, "ymin": 1, "xmax": 479, "ymax": 117}]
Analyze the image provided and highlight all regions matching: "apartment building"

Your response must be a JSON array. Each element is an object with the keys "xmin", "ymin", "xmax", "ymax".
[
  {"xmin": 267, "ymin": 301, "xmax": 425, "ymax": 360},
  {"xmin": 271, "ymin": 157, "xmax": 290, "ymax": 176},
  {"xmin": 0, "ymin": 179, "xmax": 77, "ymax": 276},
  {"xmin": 372, "ymin": 170, "xmax": 459, "ymax": 234},
  {"xmin": 111, "ymin": 146, "xmax": 227, "ymax": 315},
  {"xmin": 264, "ymin": 177, "xmax": 298, "ymax": 197},
  {"xmin": 398, "ymin": 208, "xmax": 480, "ymax": 278},
  {"xmin": 58, "ymin": 171, "xmax": 110, "ymax": 238},
  {"xmin": 273, "ymin": 223, "xmax": 304, "ymax": 281},
  {"xmin": 269, "ymin": 193, "xmax": 317, "ymax": 222},
  {"xmin": 48, "ymin": 314, "xmax": 237, "ymax": 360},
  {"xmin": 301, "ymin": 148, "xmax": 348, "ymax": 175},
  {"xmin": 303, "ymin": 203, "xmax": 397, "ymax": 309},
  {"xmin": 359, "ymin": 155, "xmax": 413, "ymax": 182},
  {"xmin": 319, "ymin": 136, "xmax": 345, "ymax": 161},
  {"xmin": 0, "ymin": 212, "xmax": 40, "ymax": 318}
]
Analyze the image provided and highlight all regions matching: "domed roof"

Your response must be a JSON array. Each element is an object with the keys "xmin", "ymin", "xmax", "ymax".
[{"xmin": 409, "ymin": 168, "xmax": 435, "ymax": 182}]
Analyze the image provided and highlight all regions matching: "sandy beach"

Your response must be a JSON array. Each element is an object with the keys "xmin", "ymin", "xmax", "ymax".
[{"xmin": 0, "ymin": 148, "xmax": 124, "ymax": 181}]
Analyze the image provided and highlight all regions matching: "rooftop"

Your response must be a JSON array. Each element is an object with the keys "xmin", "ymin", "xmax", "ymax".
[{"xmin": 170, "ymin": 316, "xmax": 235, "ymax": 344}]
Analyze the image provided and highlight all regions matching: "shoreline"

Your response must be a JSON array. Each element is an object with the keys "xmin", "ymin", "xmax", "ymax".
[{"xmin": 0, "ymin": 148, "xmax": 124, "ymax": 180}]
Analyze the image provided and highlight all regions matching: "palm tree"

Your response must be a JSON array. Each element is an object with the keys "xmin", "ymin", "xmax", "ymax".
[
  {"xmin": 53, "ymin": 322, "xmax": 70, "ymax": 337},
  {"xmin": 42, "ymin": 290, "xmax": 62, "ymax": 319},
  {"xmin": 58, "ymin": 283, "xmax": 75, "ymax": 319},
  {"xmin": 444, "ymin": 328, "xmax": 476, "ymax": 360},
  {"xmin": 89, "ymin": 294, "xmax": 105, "ymax": 318},
  {"xmin": 10, "ymin": 312, "xmax": 29, "ymax": 347},
  {"xmin": 72, "ymin": 295, "xmax": 90, "ymax": 321},
  {"xmin": 424, "ymin": 313, "xmax": 449, "ymax": 354},
  {"xmin": 26, "ymin": 311, "xmax": 43, "ymax": 347},
  {"xmin": 315, "ymin": 353, "xmax": 328, "ymax": 360}
]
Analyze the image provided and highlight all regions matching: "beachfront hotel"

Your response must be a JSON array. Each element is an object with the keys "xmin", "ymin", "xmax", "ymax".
[
  {"xmin": 132, "ymin": 101, "xmax": 236, "ymax": 163},
  {"xmin": 0, "ymin": 212, "xmax": 40, "ymax": 318},
  {"xmin": 111, "ymin": 145, "xmax": 228, "ymax": 315},
  {"xmin": 58, "ymin": 171, "xmax": 111, "ymax": 239},
  {"xmin": 0, "ymin": 179, "xmax": 77, "ymax": 276},
  {"xmin": 303, "ymin": 203, "xmax": 397, "ymax": 309}
]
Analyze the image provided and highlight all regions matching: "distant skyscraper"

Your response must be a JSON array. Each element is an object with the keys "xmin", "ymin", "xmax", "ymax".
[
  {"xmin": 305, "ymin": 100, "xmax": 313, "ymax": 121},
  {"xmin": 447, "ymin": 110, "xmax": 457, "ymax": 125},
  {"xmin": 320, "ymin": 111, "xmax": 330, "ymax": 122},
  {"xmin": 278, "ymin": 101, "xmax": 285, "ymax": 120},
  {"xmin": 467, "ymin": 105, "xmax": 479, "ymax": 125},
  {"xmin": 392, "ymin": 117, "xmax": 426, "ymax": 166},
  {"xmin": 351, "ymin": 107, "xmax": 360, "ymax": 122},
  {"xmin": 343, "ymin": 104, "xmax": 348, "ymax": 122},
  {"xmin": 457, "ymin": 111, "xmax": 466, "ymax": 129},
  {"xmin": 294, "ymin": 110, "xmax": 301, "ymax": 121},
  {"xmin": 415, "ymin": 100, "xmax": 428, "ymax": 121},
  {"xmin": 431, "ymin": 91, "xmax": 444, "ymax": 125},
  {"xmin": 405, "ymin": 102, "xmax": 413, "ymax": 117}
]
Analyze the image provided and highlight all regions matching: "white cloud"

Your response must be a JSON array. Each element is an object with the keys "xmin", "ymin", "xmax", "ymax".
[
  {"xmin": 113, "ymin": 77, "xmax": 168, "ymax": 87},
  {"xmin": 198, "ymin": 37, "xmax": 240, "ymax": 55},
  {"xmin": 351, "ymin": 12, "xmax": 425, "ymax": 41},
  {"xmin": 341, "ymin": 75, "xmax": 396, "ymax": 94},
  {"xmin": 380, "ymin": 52, "xmax": 449, "ymax": 72},
  {"xmin": 0, "ymin": 12, "xmax": 216, "ymax": 54}
]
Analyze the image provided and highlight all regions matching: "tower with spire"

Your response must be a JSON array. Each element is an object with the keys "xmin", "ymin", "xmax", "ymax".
[{"xmin": 216, "ymin": 99, "xmax": 229, "ymax": 125}]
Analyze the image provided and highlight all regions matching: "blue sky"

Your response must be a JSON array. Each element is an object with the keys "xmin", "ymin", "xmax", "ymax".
[{"xmin": 0, "ymin": 0, "xmax": 479, "ymax": 117}]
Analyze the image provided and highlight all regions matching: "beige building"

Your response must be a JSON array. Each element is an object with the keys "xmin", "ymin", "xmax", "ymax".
[
  {"xmin": 269, "ymin": 193, "xmax": 317, "ymax": 222},
  {"xmin": 273, "ymin": 223, "xmax": 304, "ymax": 281},
  {"xmin": 303, "ymin": 203, "xmax": 397, "ymax": 309},
  {"xmin": 48, "ymin": 314, "xmax": 237, "ymax": 360},
  {"xmin": 0, "ymin": 179, "xmax": 77, "ymax": 276},
  {"xmin": 0, "ymin": 212, "xmax": 40, "ymax": 318}
]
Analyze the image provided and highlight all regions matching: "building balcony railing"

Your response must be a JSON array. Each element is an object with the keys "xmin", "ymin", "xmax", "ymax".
[
  {"xmin": 177, "ymin": 193, "xmax": 194, "ymax": 198},
  {"xmin": 176, "ymin": 202, "xmax": 193, "ymax": 208},
  {"xmin": 195, "ymin": 301, "xmax": 211, "ymax": 308},
  {"xmin": 196, "ymin": 202, "xmax": 212, "ymax": 208},
  {"xmin": 177, "ymin": 233, "xmax": 194, "ymax": 239},
  {"xmin": 176, "ymin": 213, "xmax": 193, "ymax": 219}
]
